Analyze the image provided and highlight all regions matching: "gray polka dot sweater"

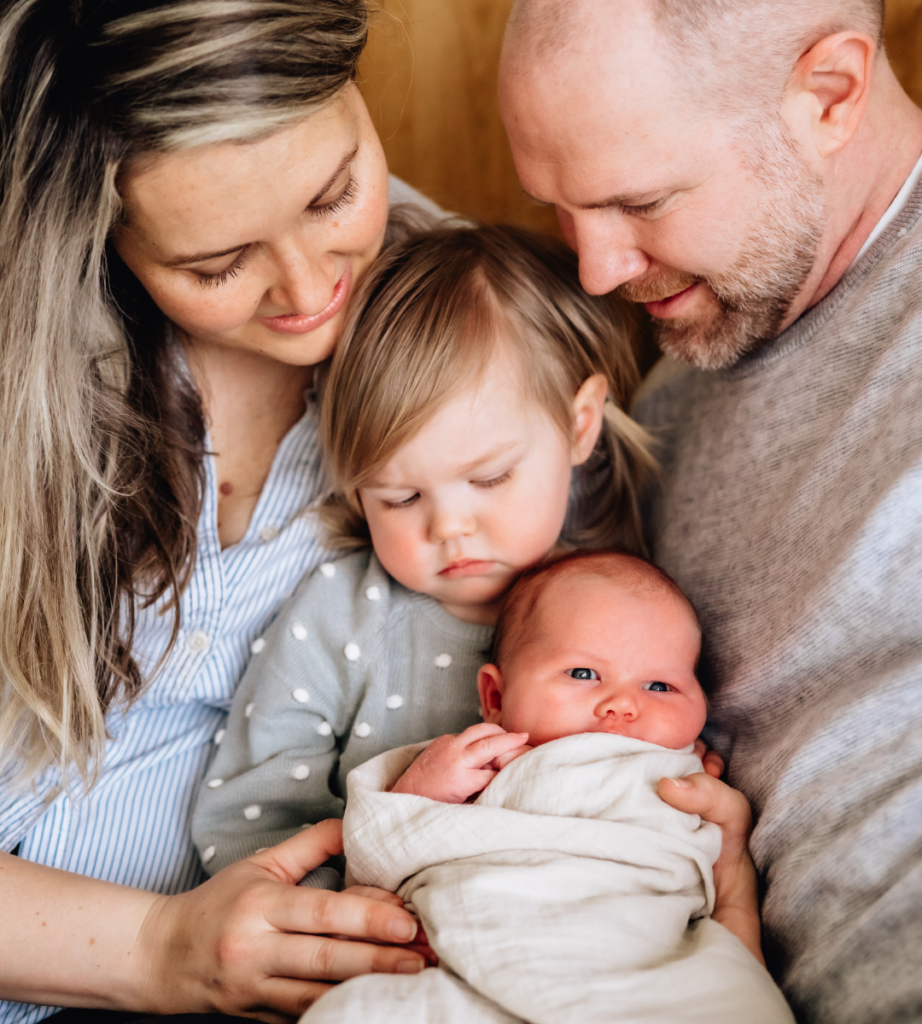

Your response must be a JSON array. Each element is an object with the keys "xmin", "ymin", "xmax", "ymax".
[{"xmin": 190, "ymin": 548, "xmax": 493, "ymax": 875}]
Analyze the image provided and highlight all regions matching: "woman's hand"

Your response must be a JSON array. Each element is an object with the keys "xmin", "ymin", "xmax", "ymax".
[
  {"xmin": 657, "ymin": 749, "xmax": 765, "ymax": 965},
  {"xmin": 139, "ymin": 819, "xmax": 426, "ymax": 1022}
]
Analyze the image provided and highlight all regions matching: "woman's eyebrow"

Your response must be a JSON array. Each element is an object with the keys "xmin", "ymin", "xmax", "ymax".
[{"xmin": 163, "ymin": 144, "xmax": 361, "ymax": 268}]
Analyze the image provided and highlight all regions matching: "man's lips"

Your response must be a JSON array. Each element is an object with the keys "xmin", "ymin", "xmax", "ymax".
[
  {"xmin": 643, "ymin": 281, "xmax": 702, "ymax": 319},
  {"xmin": 438, "ymin": 559, "xmax": 495, "ymax": 579},
  {"xmin": 257, "ymin": 266, "xmax": 351, "ymax": 335}
]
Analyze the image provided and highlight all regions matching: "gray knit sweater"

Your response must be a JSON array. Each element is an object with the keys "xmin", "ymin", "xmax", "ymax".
[
  {"xmin": 634, "ymin": 179, "xmax": 922, "ymax": 1023},
  {"xmin": 191, "ymin": 549, "xmax": 492, "ymax": 876}
]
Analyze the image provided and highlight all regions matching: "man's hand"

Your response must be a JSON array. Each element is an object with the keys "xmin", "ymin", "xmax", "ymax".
[
  {"xmin": 658, "ymin": 751, "xmax": 764, "ymax": 965},
  {"xmin": 390, "ymin": 724, "xmax": 530, "ymax": 803}
]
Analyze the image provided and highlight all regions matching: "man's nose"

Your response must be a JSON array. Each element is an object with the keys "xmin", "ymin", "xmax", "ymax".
[{"xmin": 566, "ymin": 211, "xmax": 649, "ymax": 296}]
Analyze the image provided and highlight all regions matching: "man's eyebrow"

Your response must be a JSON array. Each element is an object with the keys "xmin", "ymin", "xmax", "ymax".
[
  {"xmin": 518, "ymin": 184, "xmax": 659, "ymax": 211},
  {"xmin": 163, "ymin": 144, "xmax": 360, "ymax": 268}
]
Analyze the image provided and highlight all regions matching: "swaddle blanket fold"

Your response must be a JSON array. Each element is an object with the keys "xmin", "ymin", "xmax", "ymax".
[{"xmin": 302, "ymin": 733, "xmax": 794, "ymax": 1024}]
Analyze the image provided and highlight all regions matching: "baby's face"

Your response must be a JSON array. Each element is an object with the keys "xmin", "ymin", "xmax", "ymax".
[{"xmin": 481, "ymin": 575, "xmax": 707, "ymax": 749}]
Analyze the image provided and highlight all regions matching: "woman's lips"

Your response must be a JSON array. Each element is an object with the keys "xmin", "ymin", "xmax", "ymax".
[
  {"xmin": 439, "ymin": 559, "xmax": 495, "ymax": 579},
  {"xmin": 644, "ymin": 281, "xmax": 702, "ymax": 319},
  {"xmin": 257, "ymin": 266, "xmax": 352, "ymax": 335}
]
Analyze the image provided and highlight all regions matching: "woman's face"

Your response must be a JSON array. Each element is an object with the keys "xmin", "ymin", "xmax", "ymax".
[{"xmin": 113, "ymin": 83, "xmax": 389, "ymax": 367}]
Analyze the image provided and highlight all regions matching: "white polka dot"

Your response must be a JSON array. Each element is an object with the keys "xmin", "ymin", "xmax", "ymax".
[
  {"xmin": 320, "ymin": 562, "xmax": 336, "ymax": 578},
  {"xmin": 243, "ymin": 805, "xmax": 262, "ymax": 821},
  {"xmin": 214, "ymin": 729, "xmax": 226, "ymax": 745},
  {"xmin": 355, "ymin": 722, "xmax": 373, "ymax": 738},
  {"xmin": 250, "ymin": 637, "xmax": 266, "ymax": 654},
  {"xmin": 385, "ymin": 694, "xmax": 404, "ymax": 710},
  {"xmin": 202, "ymin": 845, "xmax": 215, "ymax": 864},
  {"xmin": 292, "ymin": 688, "xmax": 310, "ymax": 704},
  {"xmin": 258, "ymin": 524, "xmax": 280, "ymax": 543},
  {"xmin": 317, "ymin": 720, "xmax": 333, "ymax": 736},
  {"xmin": 244, "ymin": 702, "xmax": 255, "ymax": 718},
  {"xmin": 434, "ymin": 653, "xmax": 453, "ymax": 668},
  {"xmin": 206, "ymin": 778, "xmax": 224, "ymax": 789},
  {"xmin": 291, "ymin": 764, "xmax": 310, "ymax": 780},
  {"xmin": 344, "ymin": 642, "xmax": 361, "ymax": 661},
  {"xmin": 291, "ymin": 623, "xmax": 308, "ymax": 641},
  {"xmin": 365, "ymin": 586, "xmax": 381, "ymax": 601}
]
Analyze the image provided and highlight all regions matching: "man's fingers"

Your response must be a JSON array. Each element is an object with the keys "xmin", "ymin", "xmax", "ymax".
[
  {"xmin": 260, "ymin": 929, "xmax": 426, "ymax": 983},
  {"xmin": 253, "ymin": 818, "xmax": 344, "ymax": 884},
  {"xmin": 657, "ymin": 772, "xmax": 752, "ymax": 843},
  {"xmin": 701, "ymin": 749, "xmax": 724, "ymax": 779},
  {"xmin": 266, "ymin": 885, "xmax": 420, "ymax": 944}
]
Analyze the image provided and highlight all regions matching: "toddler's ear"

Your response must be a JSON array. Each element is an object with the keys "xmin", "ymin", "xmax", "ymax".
[
  {"xmin": 478, "ymin": 664, "xmax": 505, "ymax": 725},
  {"xmin": 570, "ymin": 373, "xmax": 608, "ymax": 466}
]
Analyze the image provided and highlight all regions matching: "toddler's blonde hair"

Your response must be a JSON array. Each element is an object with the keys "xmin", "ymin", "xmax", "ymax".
[{"xmin": 318, "ymin": 224, "xmax": 655, "ymax": 552}]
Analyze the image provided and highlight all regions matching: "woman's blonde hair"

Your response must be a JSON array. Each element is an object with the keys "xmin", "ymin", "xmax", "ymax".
[
  {"xmin": 0, "ymin": 0, "xmax": 368, "ymax": 788},
  {"xmin": 319, "ymin": 224, "xmax": 655, "ymax": 554}
]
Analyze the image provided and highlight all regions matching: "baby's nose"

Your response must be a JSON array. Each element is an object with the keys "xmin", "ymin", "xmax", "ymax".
[{"xmin": 597, "ymin": 690, "xmax": 639, "ymax": 720}]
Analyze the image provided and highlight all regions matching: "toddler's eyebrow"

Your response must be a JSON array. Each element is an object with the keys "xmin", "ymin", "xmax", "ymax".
[{"xmin": 457, "ymin": 441, "xmax": 517, "ymax": 475}]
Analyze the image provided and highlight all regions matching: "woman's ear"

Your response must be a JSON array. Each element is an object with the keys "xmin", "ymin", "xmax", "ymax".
[
  {"xmin": 570, "ymin": 373, "xmax": 608, "ymax": 466},
  {"xmin": 478, "ymin": 663, "xmax": 505, "ymax": 725}
]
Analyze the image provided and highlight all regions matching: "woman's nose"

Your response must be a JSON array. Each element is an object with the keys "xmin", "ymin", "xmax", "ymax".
[{"xmin": 265, "ymin": 239, "xmax": 337, "ymax": 315}]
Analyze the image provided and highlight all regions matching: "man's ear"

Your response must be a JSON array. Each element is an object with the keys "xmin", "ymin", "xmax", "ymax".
[
  {"xmin": 570, "ymin": 373, "xmax": 608, "ymax": 467},
  {"xmin": 785, "ymin": 31, "xmax": 876, "ymax": 160},
  {"xmin": 478, "ymin": 663, "xmax": 505, "ymax": 725}
]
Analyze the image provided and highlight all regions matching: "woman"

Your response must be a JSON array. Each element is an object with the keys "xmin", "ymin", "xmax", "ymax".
[{"xmin": 0, "ymin": 1, "xmax": 758, "ymax": 1020}]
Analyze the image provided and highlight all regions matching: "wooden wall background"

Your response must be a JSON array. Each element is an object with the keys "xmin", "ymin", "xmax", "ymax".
[{"xmin": 359, "ymin": 0, "xmax": 922, "ymax": 232}]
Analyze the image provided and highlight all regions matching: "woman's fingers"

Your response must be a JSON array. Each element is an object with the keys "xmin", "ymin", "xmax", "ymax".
[
  {"xmin": 256, "ymin": 929, "xmax": 426, "ymax": 983},
  {"xmin": 266, "ymin": 885, "xmax": 419, "ymax": 944},
  {"xmin": 253, "ymin": 818, "xmax": 344, "ymax": 884},
  {"xmin": 343, "ymin": 885, "xmax": 404, "ymax": 906},
  {"xmin": 242, "ymin": 977, "xmax": 334, "ymax": 1023}
]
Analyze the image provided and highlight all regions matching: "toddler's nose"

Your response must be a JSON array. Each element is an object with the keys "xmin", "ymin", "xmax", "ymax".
[{"xmin": 429, "ymin": 505, "xmax": 475, "ymax": 542}]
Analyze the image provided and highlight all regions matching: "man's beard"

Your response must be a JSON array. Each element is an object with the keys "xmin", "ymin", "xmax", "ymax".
[{"xmin": 618, "ymin": 117, "xmax": 827, "ymax": 371}]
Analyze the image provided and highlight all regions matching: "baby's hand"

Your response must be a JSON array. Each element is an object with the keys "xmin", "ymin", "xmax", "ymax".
[{"xmin": 391, "ymin": 724, "xmax": 530, "ymax": 803}]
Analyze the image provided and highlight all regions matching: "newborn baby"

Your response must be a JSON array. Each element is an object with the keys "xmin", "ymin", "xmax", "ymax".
[{"xmin": 302, "ymin": 551, "xmax": 793, "ymax": 1024}]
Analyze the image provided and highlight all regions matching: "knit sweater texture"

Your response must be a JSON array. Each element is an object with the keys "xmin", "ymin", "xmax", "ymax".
[
  {"xmin": 634, "ymin": 178, "xmax": 922, "ymax": 1023},
  {"xmin": 191, "ymin": 549, "xmax": 492, "ymax": 875}
]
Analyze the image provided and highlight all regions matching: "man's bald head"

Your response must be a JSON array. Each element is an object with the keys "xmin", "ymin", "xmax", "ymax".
[{"xmin": 506, "ymin": 0, "xmax": 885, "ymax": 114}]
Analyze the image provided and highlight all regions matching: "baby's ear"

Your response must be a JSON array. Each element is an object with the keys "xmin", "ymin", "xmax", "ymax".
[{"xmin": 478, "ymin": 664, "xmax": 505, "ymax": 724}]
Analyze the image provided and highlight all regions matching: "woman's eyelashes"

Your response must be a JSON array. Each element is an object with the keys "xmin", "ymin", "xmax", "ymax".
[
  {"xmin": 194, "ymin": 176, "xmax": 359, "ymax": 288},
  {"xmin": 196, "ymin": 249, "xmax": 252, "ymax": 288},
  {"xmin": 309, "ymin": 175, "xmax": 358, "ymax": 219}
]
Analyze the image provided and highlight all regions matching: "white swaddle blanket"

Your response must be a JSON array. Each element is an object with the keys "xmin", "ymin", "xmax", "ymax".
[{"xmin": 302, "ymin": 733, "xmax": 793, "ymax": 1024}]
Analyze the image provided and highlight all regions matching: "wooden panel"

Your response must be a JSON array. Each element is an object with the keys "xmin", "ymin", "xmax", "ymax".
[
  {"xmin": 361, "ymin": 1, "xmax": 922, "ymax": 229},
  {"xmin": 359, "ymin": 0, "xmax": 558, "ymax": 233}
]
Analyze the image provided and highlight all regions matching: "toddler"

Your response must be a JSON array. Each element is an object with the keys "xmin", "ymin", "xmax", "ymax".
[
  {"xmin": 303, "ymin": 551, "xmax": 795, "ymax": 1024},
  {"xmin": 191, "ymin": 225, "xmax": 652, "ymax": 878}
]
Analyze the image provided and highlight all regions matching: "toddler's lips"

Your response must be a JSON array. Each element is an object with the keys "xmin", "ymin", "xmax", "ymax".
[
  {"xmin": 439, "ymin": 559, "xmax": 495, "ymax": 579},
  {"xmin": 257, "ymin": 266, "xmax": 351, "ymax": 335}
]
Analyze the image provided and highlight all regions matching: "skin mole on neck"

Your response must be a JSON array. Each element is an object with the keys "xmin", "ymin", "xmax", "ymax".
[{"xmin": 219, "ymin": 482, "xmax": 234, "ymax": 496}]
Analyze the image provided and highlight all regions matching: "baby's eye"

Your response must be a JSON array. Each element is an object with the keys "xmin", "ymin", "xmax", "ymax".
[
  {"xmin": 642, "ymin": 681, "xmax": 672, "ymax": 692},
  {"xmin": 567, "ymin": 668, "xmax": 598, "ymax": 681}
]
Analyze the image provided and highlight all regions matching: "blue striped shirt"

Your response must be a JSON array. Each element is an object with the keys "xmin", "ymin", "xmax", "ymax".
[{"xmin": 0, "ymin": 397, "xmax": 330, "ymax": 1024}]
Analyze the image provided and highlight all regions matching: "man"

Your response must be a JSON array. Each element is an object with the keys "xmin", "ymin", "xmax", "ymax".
[{"xmin": 500, "ymin": 2, "xmax": 922, "ymax": 1022}]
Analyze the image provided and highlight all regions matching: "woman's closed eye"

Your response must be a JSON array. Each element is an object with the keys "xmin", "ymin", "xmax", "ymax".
[
  {"xmin": 309, "ymin": 175, "xmax": 358, "ymax": 219},
  {"xmin": 642, "ymin": 681, "xmax": 673, "ymax": 692},
  {"xmin": 567, "ymin": 667, "xmax": 599, "ymax": 681},
  {"xmin": 196, "ymin": 248, "xmax": 252, "ymax": 288}
]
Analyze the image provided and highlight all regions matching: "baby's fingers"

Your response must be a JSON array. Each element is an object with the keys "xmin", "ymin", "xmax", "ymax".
[
  {"xmin": 461, "ymin": 730, "xmax": 529, "ymax": 767},
  {"xmin": 492, "ymin": 743, "xmax": 534, "ymax": 771}
]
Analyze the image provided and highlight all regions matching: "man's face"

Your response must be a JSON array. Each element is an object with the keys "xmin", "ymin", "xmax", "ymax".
[{"xmin": 499, "ymin": 10, "xmax": 827, "ymax": 369}]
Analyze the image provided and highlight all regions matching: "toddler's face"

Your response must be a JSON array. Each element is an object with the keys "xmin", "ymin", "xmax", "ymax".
[
  {"xmin": 480, "ymin": 574, "xmax": 707, "ymax": 749},
  {"xmin": 358, "ymin": 353, "xmax": 601, "ymax": 624}
]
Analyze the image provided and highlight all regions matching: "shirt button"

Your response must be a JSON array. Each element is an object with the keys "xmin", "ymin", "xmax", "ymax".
[
  {"xmin": 187, "ymin": 630, "xmax": 210, "ymax": 653},
  {"xmin": 258, "ymin": 525, "xmax": 280, "ymax": 543}
]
